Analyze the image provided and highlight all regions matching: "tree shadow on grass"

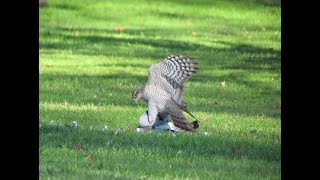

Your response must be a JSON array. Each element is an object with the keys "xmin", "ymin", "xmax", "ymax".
[
  {"xmin": 50, "ymin": 3, "xmax": 81, "ymax": 11},
  {"xmin": 40, "ymin": 26, "xmax": 280, "ymax": 72},
  {"xmin": 40, "ymin": 71, "xmax": 280, "ymax": 118},
  {"xmin": 40, "ymin": 25, "xmax": 280, "ymax": 118}
]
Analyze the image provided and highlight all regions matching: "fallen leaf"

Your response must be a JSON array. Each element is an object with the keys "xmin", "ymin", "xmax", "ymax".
[
  {"xmin": 114, "ymin": 26, "xmax": 122, "ymax": 32},
  {"xmin": 220, "ymin": 81, "xmax": 226, "ymax": 88},
  {"xmin": 192, "ymin": 32, "xmax": 197, "ymax": 36},
  {"xmin": 202, "ymin": 115, "xmax": 209, "ymax": 122},
  {"xmin": 128, "ymin": 42, "xmax": 132, "ymax": 47},
  {"xmin": 212, "ymin": 101, "xmax": 221, "ymax": 107},
  {"xmin": 93, "ymin": 95, "xmax": 97, "ymax": 99},
  {"xmin": 85, "ymin": 154, "xmax": 93, "ymax": 160},
  {"xmin": 231, "ymin": 146, "xmax": 241, "ymax": 153},
  {"xmin": 73, "ymin": 145, "xmax": 83, "ymax": 151}
]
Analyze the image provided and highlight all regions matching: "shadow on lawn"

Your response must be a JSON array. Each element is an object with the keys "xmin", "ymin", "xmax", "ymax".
[
  {"xmin": 40, "ymin": 26, "xmax": 280, "ymax": 72},
  {"xmin": 40, "ymin": 124, "xmax": 280, "ymax": 163},
  {"xmin": 40, "ymin": 26, "xmax": 280, "ymax": 118},
  {"xmin": 40, "ymin": 71, "xmax": 280, "ymax": 118}
]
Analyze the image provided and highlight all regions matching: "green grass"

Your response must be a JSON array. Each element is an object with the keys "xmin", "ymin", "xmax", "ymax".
[{"xmin": 40, "ymin": 0, "xmax": 281, "ymax": 179}]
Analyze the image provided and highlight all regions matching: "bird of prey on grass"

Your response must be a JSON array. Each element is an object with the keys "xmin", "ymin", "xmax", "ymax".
[{"xmin": 132, "ymin": 54, "xmax": 199, "ymax": 132}]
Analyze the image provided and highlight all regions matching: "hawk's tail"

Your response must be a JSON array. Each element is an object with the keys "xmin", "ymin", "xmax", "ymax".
[
  {"xmin": 167, "ymin": 100, "xmax": 199, "ymax": 132},
  {"xmin": 190, "ymin": 120, "xmax": 199, "ymax": 129}
]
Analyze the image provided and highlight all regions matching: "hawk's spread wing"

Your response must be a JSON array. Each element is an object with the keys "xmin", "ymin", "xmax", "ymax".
[{"xmin": 147, "ymin": 54, "xmax": 198, "ymax": 103}]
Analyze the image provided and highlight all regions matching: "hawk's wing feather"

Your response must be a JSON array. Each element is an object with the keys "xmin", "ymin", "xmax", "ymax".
[{"xmin": 148, "ymin": 54, "xmax": 198, "ymax": 103}]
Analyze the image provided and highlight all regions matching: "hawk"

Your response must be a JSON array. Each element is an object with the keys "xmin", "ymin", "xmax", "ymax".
[{"xmin": 132, "ymin": 54, "xmax": 199, "ymax": 132}]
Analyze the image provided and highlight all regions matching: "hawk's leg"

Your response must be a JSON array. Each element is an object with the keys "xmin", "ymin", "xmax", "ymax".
[
  {"xmin": 138, "ymin": 111, "xmax": 153, "ymax": 128},
  {"xmin": 138, "ymin": 110, "xmax": 166, "ymax": 129},
  {"xmin": 147, "ymin": 102, "xmax": 158, "ymax": 126}
]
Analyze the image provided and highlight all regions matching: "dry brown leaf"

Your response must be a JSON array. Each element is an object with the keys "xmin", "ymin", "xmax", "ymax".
[
  {"xmin": 202, "ymin": 115, "xmax": 209, "ymax": 122},
  {"xmin": 73, "ymin": 145, "xmax": 83, "ymax": 151},
  {"xmin": 220, "ymin": 81, "xmax": 226, "ymax": 88},
  {"xmin": 192, "ymin": 32, "xmax": 197, "ymax": 36},
  {"xmin": 85, "ymin": 154, "xmax": 93, "ymax": 160},
  {"xmin": 114, "ymin": 26, "xmax": 122, "ymax": 32},
  {"xmin": 231, "ymin": 146, "xmax": 241, "ymax": 153},
  {"xmin": 212, "ymin": 101, "xmax": 221, "ymax": 107}
]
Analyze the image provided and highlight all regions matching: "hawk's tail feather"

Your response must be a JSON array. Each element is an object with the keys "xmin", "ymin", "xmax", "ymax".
[
  {"xmin": 190, "ymin": 120, "xmax": 199, "ymax": 129},
  {"xmin": 170, "ymin": 113, "xmax": 196, "ymax": 132},
  {"xmin": 167, "ymin": 100, "xmax": 197, "ymax": 132}
]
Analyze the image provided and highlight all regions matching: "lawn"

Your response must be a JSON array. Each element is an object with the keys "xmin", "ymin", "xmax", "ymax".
[{"xmin": 39, "ymin": 0, "xmax": 281, "ymax": 179}]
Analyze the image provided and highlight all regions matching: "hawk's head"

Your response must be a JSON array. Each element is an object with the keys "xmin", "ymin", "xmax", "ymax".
[
  {"xmin": 180, "ymin": 100, "xmax": 189, "ymax": 112},
  {"xmin": 132, "ymin": 86, "xmax": 145, "ymax": 103}
]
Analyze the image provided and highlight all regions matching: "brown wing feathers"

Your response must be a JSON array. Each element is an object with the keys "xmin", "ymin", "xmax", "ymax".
[{"xmin": 166, "ymin": 100, "xmax": 198, "ymax": 132}]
